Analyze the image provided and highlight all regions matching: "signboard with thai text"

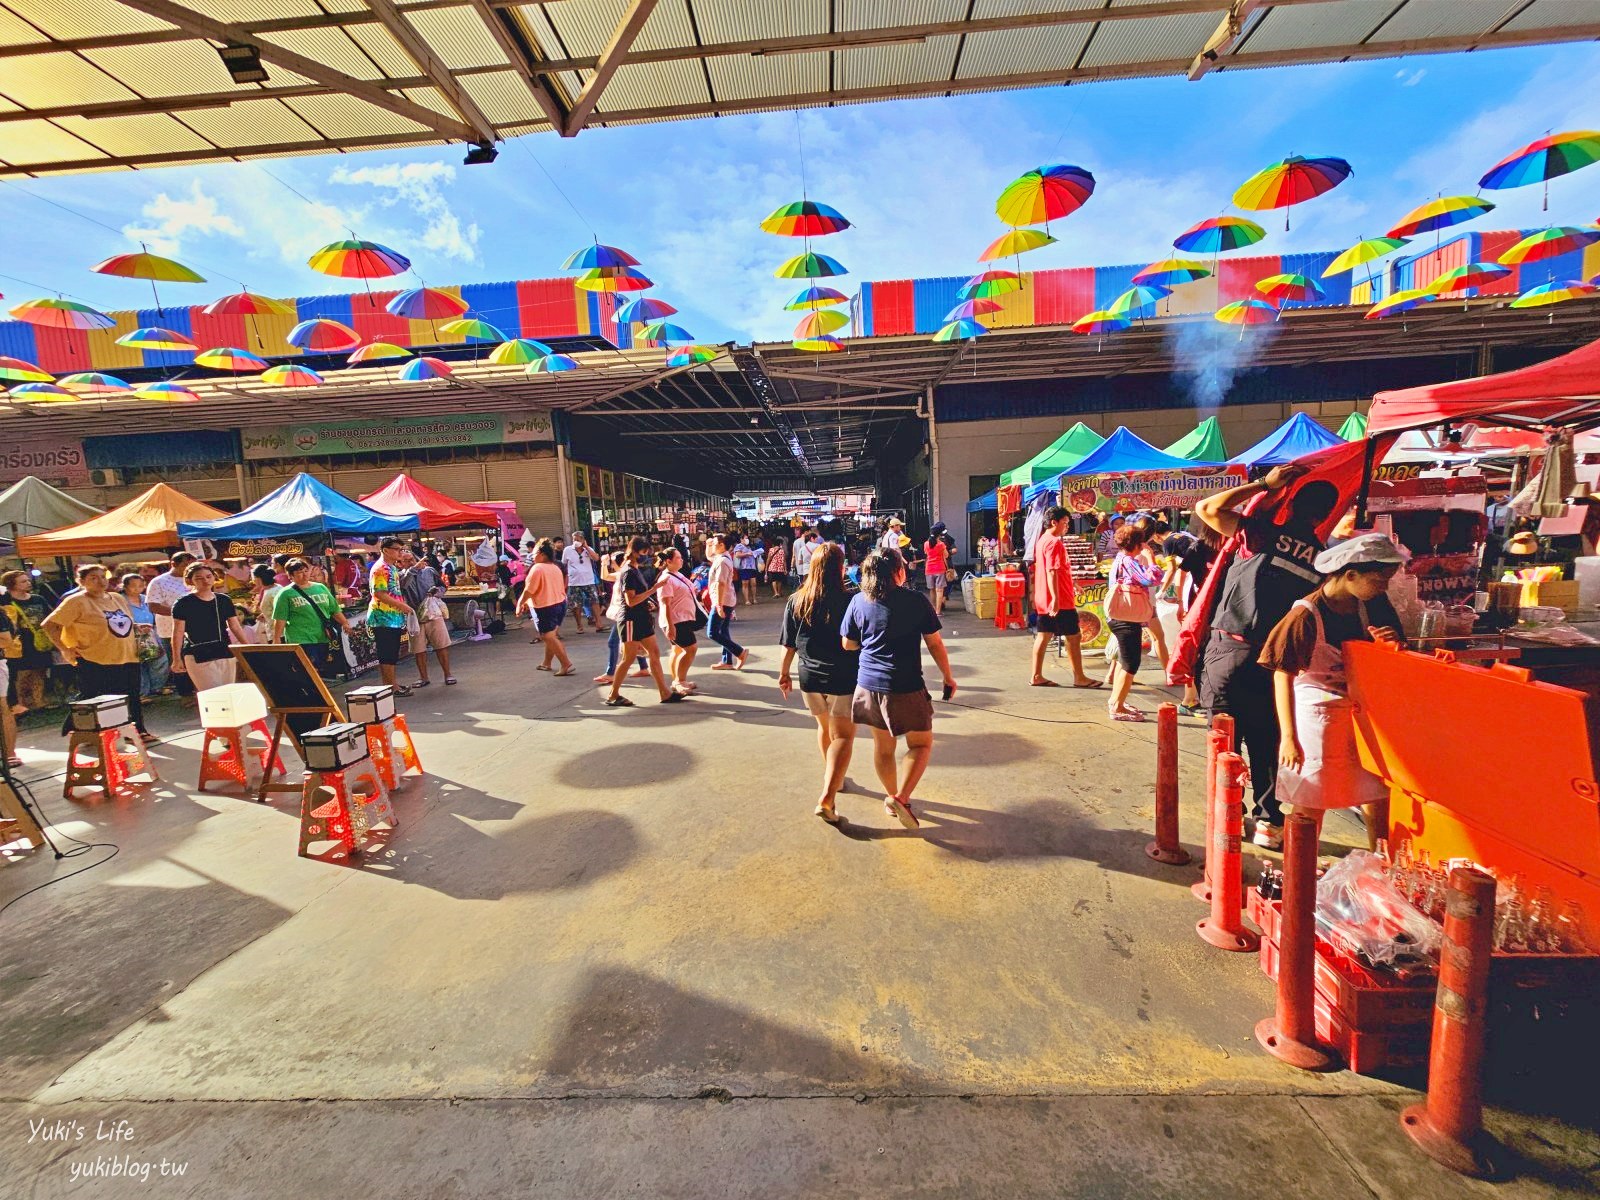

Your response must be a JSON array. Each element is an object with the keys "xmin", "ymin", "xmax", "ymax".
[
  {"xmin": 1057, "ymin": 466, "xmax": 1250, "ymax": 515},
  {"xmin": 242, "ymin": 412, "xmax": 553, "ymax": 460},
  {"xmin": 0, "ymin": 436, "xmax": 90, "ymax": 487}
]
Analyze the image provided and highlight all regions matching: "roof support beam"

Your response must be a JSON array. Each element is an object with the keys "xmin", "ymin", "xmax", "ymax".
[
  {"xmin": 1188, "ymin": 1, "xmax": 1266, "ymax": 81},
  {"xmin": 560, "ymin": 0, "xmax": 659, "ymax": 135},
  {"xmin": 114, "ymin": 0, "xmax": 481, "ymax": 142},
  {"xmin": 364, "ymin": 0, "xmax": 499, "ymax": 143},
  {"xmin": 466, "ymin": 0, "xmax": 575, "ymax": 133}
]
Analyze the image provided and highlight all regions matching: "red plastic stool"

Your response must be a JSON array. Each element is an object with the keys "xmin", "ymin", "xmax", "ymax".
[
  {"xmin": 365, "ymin": 714, "xmax": 423, "ymax": 792},
  {"xmin": 198, "ymin": 719, "xmax": 287, "ymax": 792},
  {"xmin": 298, "ymin": 761, "xmax": 395, "ymax": 860},
  {"xmin": 994, "ymin": 571, "xmax": 1028, "ymax": 631},
  {"xmin": 64, "ymin": 724, "xmax": 159, "ymax": 802}
]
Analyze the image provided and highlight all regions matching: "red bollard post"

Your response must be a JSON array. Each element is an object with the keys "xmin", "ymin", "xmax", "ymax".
[
  {"xmin": 1196, "ymin": 752, "xmax": 1259, "ymax": 952},
  {"xmin": 1192, "ymin": 718, "xmax": 1234, "ymax": 904},
  {"xmin": 1145, "ymin": 703, "xmax": 1191, "ymax": 865},
  {"xmin": 1255, "ymin": 811, "xmax": 1337, "ymax": 1070},
  {"xmin": 1402, "ymin": 867, "xmax": 1499, "ymax": 1178}
]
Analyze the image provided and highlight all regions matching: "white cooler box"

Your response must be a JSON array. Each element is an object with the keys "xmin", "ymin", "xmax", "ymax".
[
  {"xmin": 70, "ymin": 695, "xmax": 130, "ymax": 732},
  {"xmin": 197, "ymin": 682, "xmax": 268, "ymax": 729},
  {"xmin": 345, "ymin": 685, "xmax": 396, "ymax": 725}
]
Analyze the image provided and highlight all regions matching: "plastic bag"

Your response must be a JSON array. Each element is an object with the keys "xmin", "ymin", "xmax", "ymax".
[{"xmin": 1314, "ymin": 850, "xmax": 1440, "ymax": 973}]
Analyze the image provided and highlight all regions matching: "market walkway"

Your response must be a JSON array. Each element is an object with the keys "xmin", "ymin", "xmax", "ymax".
[{"xmin": 2, "ymin": 603, "xmax": 1594, "ymax": 1198}]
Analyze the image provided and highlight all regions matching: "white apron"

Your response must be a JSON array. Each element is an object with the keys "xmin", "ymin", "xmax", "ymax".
[{"xmin": 1276, "ymin": 597, "xmax": 1388, "ymax": 811}]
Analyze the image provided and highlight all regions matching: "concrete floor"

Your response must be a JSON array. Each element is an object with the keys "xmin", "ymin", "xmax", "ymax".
[{"xmin": 2, "ymin": 602, "xmax": 1595, "ymax": 1198}]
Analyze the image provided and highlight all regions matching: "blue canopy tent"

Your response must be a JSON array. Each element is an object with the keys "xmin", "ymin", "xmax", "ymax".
[
  {"xmin": 177, "ymin": 472, "xmax": 420, "ymax": 543},
  {"xmin": 966, "ymin": 489, "xmax": 998, "ymax": 513},
  {"xmin": 1228, "ymin": 412, "xmax": 1344, "ymax": 467},
  {"xmin": 1022, "ymin": 427, "xmax": 1216, "ymax": 503}
]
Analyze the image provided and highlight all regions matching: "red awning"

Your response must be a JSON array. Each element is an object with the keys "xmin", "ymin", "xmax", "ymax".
[
  {"xmin": 357, "ymin": 473, "xmax": 499, "ymax": 531},
  {"xmin": 1368, "ymin": 337, "xmax": 1600, "ymax": 434}
]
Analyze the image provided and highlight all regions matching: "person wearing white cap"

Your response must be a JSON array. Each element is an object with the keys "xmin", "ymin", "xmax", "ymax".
[
  {"xmin": 1256, "ymin": 532, "xmax": 1405, "ymax": 845},
  {"xmin": 878, "ymin": 517, "xmax": 905, "ymax": 556}
]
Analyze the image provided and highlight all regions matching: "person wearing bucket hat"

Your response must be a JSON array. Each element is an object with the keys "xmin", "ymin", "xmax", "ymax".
[
  {"xmin": 878, "ymin": 516, "xmax": 906, "ymax": 556},
  {"xmin": 1257, "ymin": 532, "xmax": 1405, "ymax": 846}
]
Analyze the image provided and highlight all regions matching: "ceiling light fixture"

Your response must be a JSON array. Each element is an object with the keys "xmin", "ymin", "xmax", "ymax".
[
  {"xmin": 463, "ymin": 141, "xmax": 498, "ymax": 166},
  {"xmin": 216, "ymin": 42, "xmax": 268, "ymax": 85}
]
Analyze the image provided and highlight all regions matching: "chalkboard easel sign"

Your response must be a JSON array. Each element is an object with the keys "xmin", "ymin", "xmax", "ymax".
[{"xmin": 231, "ymin": 644, "xmax": 345, "ymax": 803}]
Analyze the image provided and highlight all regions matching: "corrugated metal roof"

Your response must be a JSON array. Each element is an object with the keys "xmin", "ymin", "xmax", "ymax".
[
  {"xmin": 1240, "ymin": 1, "xmax": 1396, "ymax": 55},
  {"xmin": 456, "ymin": 68, "xmax": 552, "ymax": 127},
  {"xmin": 593, "ymin": 59, "xmax": 708, "ymax": 112},
  {"xmin": 53, "ymin": 111, "xmax": 215, "ymax": 157},
  {"xmin": 956, "ymin": 24, "xmax": 1095, "ymax": 79},
  {"xmin": 1079, "ymin": 12, "xmax": 1223, "ymax": 69},
  {"xmin": 180, "ymin": 97, "xmax": 322, "ymax": 145},
  {"xmin": 4, "ymin": 0, "xmax": 171, "ymax": 39},
  {"xmin": 837, "ymin": 34, "xmax": 964, "ymax": 91},
  {"xmin": 1375, "ymin": 0, "xmax": 1525, "ymax": 44},
  {"xmin": 286, "ymin": 90, "xmax": 428, "ymax": 139},
  {"xmin": 838, "ymin": 0, "xmax": 969, "ymax": 33},
  {"xmin": 0, "ymin": 51, "xmax": 139, "ymax": 107},
  {"xmin": 406, "ymin": 7, "xmax": 512, "ymax": 71},
  {"xmin": 1505, "ymin": 2, "xmax": 1600, "ymax": 32},
  {"xmin": 259, "ymin": 26, "xmax": 396, "ymax": 82}
]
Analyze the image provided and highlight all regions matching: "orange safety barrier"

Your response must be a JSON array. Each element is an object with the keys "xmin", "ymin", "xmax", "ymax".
[
  {"xmin": 1255, "ymin": 811, "xmax": 1337, "ymax": 1071},
  {"xmin": 1193, "ymin": 715, "xmax": 1234, "ymax": 904},
  {"xmin": 1145, "ymin": 703, "xmax": 1190, "ymax": 865},
  {"xmin": 1197, "ymin": 751, "xmax": 1258, "ymax": 953}
]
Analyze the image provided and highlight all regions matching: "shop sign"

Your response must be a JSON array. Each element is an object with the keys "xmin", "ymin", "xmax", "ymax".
[
  {"xmin": 185, "ymin": 535, "xmax": 324, "ymax": 559},
  {"xmin": 1406, "ymin": 553, "xmax": 1479, "ymax": 604},
  {"xmin": 1368, "ymin": 476, "xmax": 1487, "ymax": 513},
  {"xmin": 1058, "ymin": 466, "xmax": 1250, "ymax": 514},
  {"xmin": 0, "ymin": 436, "xmax": 90, "ymax": 486},
  {"xmin": 241, "ymin": 412, "xmax": 553, "ymax": 460},
  {"xmin": 573, "ymin": 463, "xmax": 589, "ymax": 495},
  {"xmin": 1373, "ymin": 463, "xmax": 1423, "ymax": 481}
]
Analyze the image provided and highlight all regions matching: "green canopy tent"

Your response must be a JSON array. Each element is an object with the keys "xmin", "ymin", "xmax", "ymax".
[
  {"xmin": 1336, "ymin": 410, "xmax": 1368, "ymax": 441},
  {"xmin": 1163, "ymin": 416, "xmax": 1228, "ymax": 463},
  {"xmin": 998, "ymin": 422, "xmax": 1105, "ymax": 488}
]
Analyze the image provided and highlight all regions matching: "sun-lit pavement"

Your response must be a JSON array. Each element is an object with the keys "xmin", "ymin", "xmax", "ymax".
[{"xmin": 2, "ymin": 602, "xmax": 1595, "ymax": 1198}]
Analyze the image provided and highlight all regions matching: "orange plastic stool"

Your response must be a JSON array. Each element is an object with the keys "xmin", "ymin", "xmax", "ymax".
[
  {"xmin": 64, "ymin": 724, "xmax": 159, "ymax": 802},
  {"xmin": 994, "ymin": 571, "xmax": 1028, "ymax": 631},
  {"xmin": 198, "ymin": 718, "xmax": 287, "ymax": 792},
  {"xmin": 298, "ymin": 762, "xmax": 395, "ymax": 860},
  {"xmin": 365, "ymin": 714, "xmax": 423, "ymax": 792}
]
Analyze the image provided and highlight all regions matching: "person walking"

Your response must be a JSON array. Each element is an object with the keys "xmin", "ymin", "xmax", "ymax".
[
  {"xmin": 121, "ymin": 573, "xmax": 169, "ymax": 698},
  {"xmin": 791, "ymin": 529, "xmax": 816, "ymax": 586},
  {"xmin": 732, "ymin": 535, "xmax": 759, "ymax": 606},
  {"xmin": 1030, "ymin": 505, "xmax": 1099, "ymax": 689},
  {"xmin": 2, "ymin": 569, "xmax": 57, "ymax": 713},
  {"xmin": 778, "ymin": 542, "xmax": 860, "ymax": 824},
  {"xmin": 366, "ymin": 536, "xmax": 416, "ymax": 697},
  {"xmin": 604, "ymin": 537, "xmax": 683, "ymax": 708},
  {"xmin": 923, "ymin": 523, "xmax": 953, "ymax": 616},
  {"xmin": 705, "ymin": 534, "xmax": 748, "ymax": 671},
  {"xmin": 562, "ymin": 531, "xmax": 602, "ymax": 633},
  {"xmin": 142, "ymin": 552, "xmax": 194, "ymax": 696},
  {"xmin": 169, "ymin": 562, "xmax": 248, "ymax": 694},
  {"xmin": 43, "ymin": 564, "xmax": 152, "ymax": 743},
  {"xmin": 0, "ymin": 606, "xmax": 22, "ymax": 768},
  {"xmin": 596, "ymin": 550, "xmax": 647, "ymax": 685},
  {"xmin": 520, "ymin": 539, "xmax": 575, "ymax": 677},
  {"xmin": 877, "ymin": 516, "xmax": 906, "ymax": 556},
  {"xmin": 765, "ymin": 536, "xmax": 788, "ymax": 599},
  {"xmin": 248, "ymin": 564, "xmax": 279, "ymax": 643},
  {"xmin": 1104, "ymin": 524, "xmax": 1165, "ymax": 722},
  {"xmin": 272, "ymin": 557, "xmax": 353, "ymax": 674},
  {"xmin": 655, "ymin": 547, "xmax": 700, "ymax": 694},
  {"xmin": 841, "ymin": 548, "xmax": 957, "ymax": 831}
]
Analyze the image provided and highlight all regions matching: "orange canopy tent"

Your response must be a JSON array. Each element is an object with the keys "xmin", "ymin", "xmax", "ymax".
[
  {"xmin": 16, "ymin": 482, "xmax": 226, "ymax": 557},
  {"xmin": 357, "ymin": 472, "xmax": 498, "ymax": 531}
]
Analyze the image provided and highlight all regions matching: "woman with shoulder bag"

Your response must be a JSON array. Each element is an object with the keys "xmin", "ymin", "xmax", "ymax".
[
  {"xmin": 272, "ymin": 557, "xmax": 353, "ymax": 676},
  {"xmin": 170, "ymin": 562, "xmax": 248, "ymax": 693},
  {"xmin": 1105, "ymin": 524, "xmax": 1163, "ymax": 722}
]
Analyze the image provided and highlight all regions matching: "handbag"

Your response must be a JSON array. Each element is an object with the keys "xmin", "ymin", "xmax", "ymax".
[
  {"xmin": 604, "ymin": 579, "xmax": 626, "ymax": 623},
  {"xmin": 1105, "ymin": 558, "xmax": 1155, "ymax": 623},
  {"xmin": 292, "ymin": 584, "xmax": 350, "ymax": 677}
]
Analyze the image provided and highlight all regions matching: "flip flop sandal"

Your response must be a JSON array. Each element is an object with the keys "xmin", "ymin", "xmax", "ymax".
[
  {"xmin": 1073, "ymin": 680, "xmax": 1104, "ymax": 689},
  {"xmin": 1030, "ymin": 679, "xmax": 1060, "ymax": 687},
  {"xmin": 553, "ymin": 669, "xmax": 575, "ymax": 677},
  {"xmin": 445, "ymin": 677, "xmax": 458, "ymax": 685},
  {"xmin": 536, "ymin": 665, "xmax": 551, "ymax": 672},
  {"xmin": 604, "ymin": 696, "xmax": 635, "ymax": 708},
  {"xmin": 815, "ymin": 804, "xmax": 842, "ymax": 825},
  {"xmin": 413, "ymin": 679, "xmax": 431, "ymax": 688},
  {"xmin": 1110, "ymin": 708, "xmax": 1145, "ymax": 723},
  {"xmin": 395, "ymin": 685, "xmax": 413, "ymax": 697}
]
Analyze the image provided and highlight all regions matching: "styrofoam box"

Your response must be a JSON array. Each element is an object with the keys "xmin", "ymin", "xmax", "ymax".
[{"xmin": 197, "ymin": 683, "xmax": 268, "ymax": 729}]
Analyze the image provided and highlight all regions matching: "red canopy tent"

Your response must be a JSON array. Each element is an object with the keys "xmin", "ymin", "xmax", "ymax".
[
  {"xmin": 1369, "ymin": 337, "xmax": 1600, "ymax": 434},
  {"xmin": 357, "ymin": 473, "xmax": 499, "ymax": 531}
]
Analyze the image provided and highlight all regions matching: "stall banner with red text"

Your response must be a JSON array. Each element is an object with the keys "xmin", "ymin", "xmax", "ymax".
[{"xmin": 1058, "ymin": 466, "xmax": 1249, "ymax": 515}]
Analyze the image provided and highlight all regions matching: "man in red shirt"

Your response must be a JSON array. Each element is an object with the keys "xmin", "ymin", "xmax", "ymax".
[{"xmin": 1031, "ymin": 505, "xmax": 1100, "ymax": 688}]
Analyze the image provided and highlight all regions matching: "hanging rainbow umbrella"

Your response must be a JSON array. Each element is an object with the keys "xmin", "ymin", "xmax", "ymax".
[
  {"xmin": 615, "ymin": 296, "xmax": 679, "ymax": 323},
  {"xmin": 562, "ymin": 243, "xmax": 640, "ymax": 270},
  {"xmin": 667, "ymin": 345, "xmax": 719, "ymax": 367},
  {"xmin": 1322, "ymin": 236, "xmax": 1409, "ymax": 277},
  {"xmin": 1498, "ymin": 226, "xmax": 1600, "ymax": 265},
  {"xmin": 1233, "ymin": 155, "xmax": 1352, "ymax": 229},
  {"xmin": 1108, "ymin": 285, "xmax": 1171, "ymax": 317},
  {"xmin": 785, "ymin": 285, "xmax": 850, "ymax": 310},
  {"xmin": 1133, "ymin": 258, "xmax": 1211, "ymax": 286},
  {"xmin": 204, "ymin": 291, "xmax": 295, "ymax": 317},
  {"xmin": 1480, "ymin": 131, "xmax": 1600, "ymax": 208},
  {"xmin": 0, "ymin": 356, "xmax": 52, "ymax": 383},
  {"xmin": 1386, "ymin": 196, "xmax": 1495, "ymax": 239},
  {"xmin": 135, "ymin": 382, "xmax": 200, "ymax": 402},
  {"xmin": 195, "ymin": 346, "xmax": 268, "ymax": 373},
  {"xmin": 637, "ymin": 321, "xmax": 694, "ymax": 344},
  {"xmin": 945, "ymin": 298, "xmax": 1003, "ymax": 322},
  {"xmin": 349, "ymin": 342, "xmax": 411, "ymax": 364},
  {"xmin": 794, "ymin": 309, "xmax": 849, "ymax": 339},
  {"xmin": 117, "ymin": 326, "xmax": 195, "ymax": 351},
  {"xmin": 287, "ymin": 318, "xmax": 360, "ymax": 352},
  {"xmin": 527, "ymin": 353, "xmax": 580, "ymax": 374},
  {"xmin": 10, "ymin": 297, "xmax": 116, "ymax": 330},
  {"xmin": 979, "ymin": 228, "xmax": 1056, "ymax": 262},
  {"xmin": 1173, "ymin": 216, "xmax": 1266, "ymax": 254},
  {"xmin": 261, "ymin": 363, "xmax": 323, "ymax": 387},
  {"xmin": 92, "ymin": 249, "xmax": 205, "ymax": 313},
  {"xmin": 932, "ymin": 319, "xmax": 986, "ymax": 343},
  {"xmin": 1215, "ymin": 299, "xmax": 1278, "ymax": 326},
  {"xmin": 1426, "ymin": 262, "xmax": 1512, "ymax": 295},
  {"xmin": 487, "ymin": 338, "xmax": 551, "ymax": 365},
  {"xmin": 1365, "ymin": 288, "xmax": 1432, "ymax": 320},
  {"xmin": 438, "ymin": 318, "xmax": 504, "ymax": 342},
  {"xmin": 59, "ymin": 372, "xmax": 131, "ymax": 393},
  {"xmin": 308, "ymin": 239, "xmax": 410, "ymax": 279},
  {"xmin": 793, "ymin": 335, "xmax": 844, "ymax": 353},
  {"xmin": 761, "ymin": 200, "xmax": 851, "ymax": 237},
  {"xmin": 1070, "ymin": 311, "xmax": 1130, "ymax": 336},
  {"xmin": 575, "ymin": 266, "xmax": 652, "ymax": 292},
  {"xmin": 1255, "ymin": 273, "xmax": 1324, "ymax": 304},
  {"xmin": 399, "ymin": 356, "xmax": 453, "ymax": 382},
  {"xmin": 996, "ymin": 164, "xmax": 1095, "ymax": 228},
  {"xmin": 1509, "ymin": 280, "xmax": 1598, "ymax": 309},
  {"xmin": 385, "ymin": 287, "xmax": 469, "ymax": 320},
  {"xmin": 957, "ymin": 269, "xmax": 1021, "ymax": 300},
  {"xmin": 6, "ymin": 382, "xmax": 79, "ymax": 401},
  {"xmin": 775, "ymin": 252, "xmax": 847, "ymax": 280}
]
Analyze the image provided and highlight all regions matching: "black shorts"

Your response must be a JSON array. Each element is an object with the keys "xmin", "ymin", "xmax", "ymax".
[
  {"xmin": 533, "ymin": 602, "xmax": 567, "ymax": 634},
  {"xmin": 1108, "ymin": 619, "xmax": 1144, "ymax": 673},
  {"xmin": 619, "ymin": 615, "xmax": 655, "ymax": 644},
  {"xmin": 671, "ymin": 621, "xmax": 697, "ymax": 649},
  {"xmin": 372, "ymin": 625, "xmax": 404, "ymax": 666},
  {"xmin": 1036, "ymin": 609, "xmax": 1080, "ymax": 637}
]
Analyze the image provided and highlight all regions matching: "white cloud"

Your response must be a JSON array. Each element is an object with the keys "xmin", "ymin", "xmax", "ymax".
[
  {"xmin": 1395, "ymin": 68, "xmax": 1426, "ymax": 87},
  {"xmin": 122, "ymin": 180, "xmax": 244, "ymax": 256},
  {"xmin": 330, "ymin": 161, "xmax": 481, "ymax": 264}
]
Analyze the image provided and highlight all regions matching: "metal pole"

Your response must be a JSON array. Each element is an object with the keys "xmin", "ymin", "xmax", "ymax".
[{"xmin": 1255, "ymin": 810, "xmax": 1336, "ymax": 1070}]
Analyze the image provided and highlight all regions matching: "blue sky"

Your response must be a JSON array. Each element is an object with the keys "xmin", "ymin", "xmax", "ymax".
[{"xmin": 3, "ymin": 41, "xmax": 1599, "ymax": 344}]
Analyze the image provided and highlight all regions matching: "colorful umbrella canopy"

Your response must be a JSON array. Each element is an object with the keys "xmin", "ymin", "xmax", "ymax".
[
  {"xmin": 438, "ymin": 318, "xmax": 504, "ymax": 342},
  {"xmin": 1426, "ymin": 262, "xmax": 1512, "ymax": 295},
  {"xmin": 1337, "ymin": 411, "xmax": 1368, "ymax": 441},
  {"xmin": 1255, "ymin": 273, "xmax": 1325, "ymax": 303},
  {"xmin": 979, "ymin": 228, "xmax": 1056, "ymax": 262},
  {"xmin": 1173, "ymin": 216, "xmax": 1266, "ymax": 254},
  {"xmin": 6, "ymin": 382, "xmax": 78, "ymax": 401},
  {"xmin": 932, "ymin": 319, "xmax": 986, "ymax": 342},
  {"xmin": 1480, "ymin": 131, "xmax": 1600, "ymax": 206},
  {"xmin": 945, "ymin": 298, "xmax": 1003, "ymax": 321},
  {"xmin": 1509, "ymin": 280, "xmax": 1598, "ymax": 309},
  {"xmin": 398, "ymin": 356, "xmax": 453, "ymax": 382},
  {"xmin": 785, "ymin": 285, "xmax": 850, "ymax": 311},
  {"xmin": 116, "ymin": 326, "xmax": 195, "ymax": 351},
  {"xmin": 1132, "ymin": 258, "xmax": 1211, "ymax": 286},
  {"xmin": 349, "ymin": 342, "xmax": 412, "ymax": 363},
  {"xmin": 91, "ymin": 250, "xmax": 204, "ymax": 283},
  {"xmin": 1108, "ymin": 285, "xmax": 1171, "ymax": 317},
  {"xmin": 1323, "ymin": 236, "xmax": 1410, "ymax": 277},
  {"xmin": 957, "ymin": 269, "xmax": 1022, "ymax": 300},
  {"xmin": 794, "ymin": 309, "xmax": 849, "ymax": 339},
  {"xmin": 1215, "ymin": 299, "xmax": 1278, "ymax": 325},
  {"xmin": 261, "ymin": 363, "xmax": 323, "ymax": 387},
  {"xmin": 385, "ymin": 287, "xmax": 469, "ymax": 320},
  {"xmin": 761, "ymin": 200, "xmax": 851, "ymax": 237},
  {"xmin": 1365, "ymin": 288, "xmax": 1432, "ymax": 320},
  {"xmin": 1497, "ymin": 226, "xmax": 1600, "ymax": 265},
  {"xmin": 793, "ymin": 335, "xmax": 844, "ymax": 353},
  {"xmin": 775, "ymin": 252, "xmax": 847, "ymax": 280},
  {"xmin": 59, "ymin": 372, "xmax": 131, "ymax": 393},
  {"xmin": 195, "ymin": 346, "xmax": 268, "ymax": 372},
  {"xmin": 204, "ymin": 291, "xmax": 295, "ymax": 317},
  {"xmin": 527, "ymin": 353, "xmax": 580, "ymax": 374},
  {"xmin": 1386, "ymin": 196, "xmax": 1495, "ymax": 239},
  {"xmin": 307, "ymin": 239, "xmax": 410, "ymax": 278},
  {"xmin": 614, "ymin": 296, "xmax": 679, "ymax": 323},
  {"xmin": 287, "ymin": 318, "xmax": 360, "ymax": 352},
  {"xmin": 487, "ymin": 338, "xmax": 551, "ymax": 365},
  {"xmin": 135, "ymin": 382, "xmax": 200, "ymax": 402},
  {"xmin": 637, "ymin": 321, "xmax": 694, "ymax": 344},
  {"xmin": 1233, "ymin": 155, "xmax": 1352, "ymax": 216},
  {"xmin": 1070, "ymin": 311, "xmax": 1130, "ymax": 336},
  {"xmin": 995, "ymin": 164, "xmax": 1095, "ymax": 227},
  {"xmin": 562, "ymin": 243, "xmax": 640, "ymax": 270},
  {"xmin": 574, "ymin": 266, "xmax": 652, "ymax": 292},
  {"xmin": 667, "ymin": 345, "xmax": 719, "ymax": 367},
  {"xmin": 0, "ymin": 356, "xmax": 52, "ymax": 383},
  {"xmin": 10, "ymin": 297, "xmax": 115, "ymax": 330}
]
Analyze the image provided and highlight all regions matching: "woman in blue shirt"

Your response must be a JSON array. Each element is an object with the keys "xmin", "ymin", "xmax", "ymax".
[{"xmin": 120, "ymin": 572, "xmax": 169, "ymax": 699}]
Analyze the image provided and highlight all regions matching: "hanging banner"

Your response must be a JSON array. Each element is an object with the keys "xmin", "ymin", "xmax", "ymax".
[
  {"xmin": 1406, "ymin": 552, "xmax": 1479, "ymax": 605},
  {"xmin": 1057, "ymin": 466, "xmax": 1250, "ymax": 515},
  {"xmin": 241, "ymin": 412, "xmax": 553, "ymax": 460}
]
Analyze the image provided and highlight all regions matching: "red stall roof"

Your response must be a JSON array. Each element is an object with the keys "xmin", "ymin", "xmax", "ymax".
[
  {"xmin": 358, "ymin": 474, "xmax": 499, "ymax": 532},
  {"xmin": 1369, "ymin": 337, "xmax": 1600, "ymax": 434}
]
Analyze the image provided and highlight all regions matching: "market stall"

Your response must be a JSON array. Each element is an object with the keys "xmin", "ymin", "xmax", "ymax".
[
  {"xmin": 358, "ymin": 472, "xmax": 509, "ymax": 628},
  {"xmin": 0, "ymin": 477, "xmax": 102, "ymax": 558},
  {"xmin": 1228, "ymin": 411, "xmax": 1346, "ymax": 467},
  {"xmin": 15, "ymin": 482, "xmax": 222, "ymax": 559},
  {"xmin": 999, "ymin": 422, "xmax": 1105, "ymax": 488}
]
